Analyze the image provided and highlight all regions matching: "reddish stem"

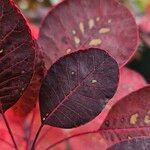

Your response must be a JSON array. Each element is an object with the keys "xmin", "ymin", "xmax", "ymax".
[
  {"xmin": 26, "ymin": 107, "xmax": 36, "ymax": 150},
  {"xmin": 31, "ymin": 124, "xmax": 44, "ymax": 150}
]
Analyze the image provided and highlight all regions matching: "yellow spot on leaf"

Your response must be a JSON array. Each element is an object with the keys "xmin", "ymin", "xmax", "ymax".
[
  {"xmin": 144, "ymin": 111, "xmax": 150, "ymax": 124},
  {"xmin": 89, "ymin": 39, "xmax": 102, "ymax": 46},
  {"xmin": 108, "ymin": 19, "xmax": 112, "ymax": 23},
  {"xmin": 92, "ymin": 80, "xmax": 97, "ymax": 84},
  {"xmin": 74, "ymin": 36, "xmax": 80, "ymax": 45},
  {"xmin": 72, "ymin": 30, "xmax": 76, "ymax": 35},
  {"xmin": 88, "ymin": 19, "xmax": 95, "ymax": 29},
  {"xmin": 96, "ymin": 17, "xmax": 100, "ymax": 21},
  {"xmin": 130, "ymin": 113, "xmax": 139, "ymax": 125},
  {"xmin": 66, "ymin": 48, "xmax": 71, "ymax": 54},
  {"xmin": 99, "ymin": 28, "xmax": 110, "ymax": 34},
  {"xmin": 79, "ymin": 22, "xmax": 84, "ymax": 33},
  {"xmin": 0, "ymin": 49, "xmax": 4, "ymax": 54}
]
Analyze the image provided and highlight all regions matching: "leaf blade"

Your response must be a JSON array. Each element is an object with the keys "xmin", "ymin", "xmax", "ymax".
[
  {"xmin": 38, "ymin": 0, "xmax": 138, "ymax": 68},
  {"xmin": 0, "ymin": 0, "xmax": 35, "ymax": 112},
  {"xmin": 39, "ymin": 48, "xmax": 119, "ymax": 128}
]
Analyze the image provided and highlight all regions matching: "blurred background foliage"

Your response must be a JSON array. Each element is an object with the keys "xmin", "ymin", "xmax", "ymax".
[{"xmin": 14, "ymin": 0, "xmax": 150, "ymax": 83}]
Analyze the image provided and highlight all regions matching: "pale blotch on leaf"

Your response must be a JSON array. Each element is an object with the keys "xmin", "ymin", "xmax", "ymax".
[
  {"xmin": 88, "ymin": 19, "xmax": 95, "ymax": 29},
  {"xmin": 144, "ymin": 111, "xmax": 150, "ymax": 124},
  {"xmin": 71, "ymin": 71, "xmax": 75, "ymax": 75},
  {"xmin": 72, "ymin": 30, "xmax": 76, "ymax": 35},
  {"xmin": 21, "ymin": 87, "xmax": 25, "ymax": 91},
  {"xmin": 91, "ymin": 79, "xmax": 97, "ymax": 84},
  {"xmin": 89, "ymin": 39, "xmax": 102, "ymax": 46},
  {"xmin": 130, "ymin": 113, "xmax": 139, "ymax": 125},
  {"xmin": 99, "ymin": 28, "xmax": 110, "ymax": 34},
  {"xmin": 0, "ymin": 49, "xmax": 4, "ymax": 54},
  {"xmin": 79, "ymin": 22, "xmax": 84, "ymax": 34},
  {"xmin": 66, "ymin": 48, "xmax": 72, "ymax": 54},
  {"xmin": 74, "ymin": 36, "xmax": 80, "ymax": 45},
  {"xmin": 96, "ymin": 17, "xmax": 100, "ymax": 22},
  {"xmin": 108, "ymin": 19, "xmax": 112, "ymax": 23},
  {"xmin": 21, "ymin": 70, "xmax": 25, "ymax": 74}
]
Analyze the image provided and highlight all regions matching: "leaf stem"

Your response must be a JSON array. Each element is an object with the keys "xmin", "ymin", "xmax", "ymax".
[
  {"xmin": 45, "ymin": 130, "xmax": 98, "ymax": 150},
  {"xmin": 1, "ymin": 112, "xmax": 18, "ymax": 150},
  {"xmin": 26, "ymin": 107, "xmax": 36, "ymax": 150},
  {"xmin": 31, "ymin": 124, "xmax": 44, "ymax": 150}
]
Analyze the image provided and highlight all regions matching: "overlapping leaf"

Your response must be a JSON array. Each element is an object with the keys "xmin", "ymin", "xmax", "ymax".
[
  {"xmin": 0, "ymin": 0, "xmax": 36, "ymax": 112},
  {"xmin": 48, "ymin": 68, "xmax": 146, "ymax": 150},
  {"xmin": 100, "ymin": 86, "xmax": 150, "ymax": 146},
  {"xmin": 38, "ymin": 0, "xmax": 138, "ymax": 69},
  {"xmin": 39, "ymin": 48, "xmax": 119, "ymax": 128},
  {"xmin": 107, "ymin": 137, "xmax": 150, "ymax": 150}
]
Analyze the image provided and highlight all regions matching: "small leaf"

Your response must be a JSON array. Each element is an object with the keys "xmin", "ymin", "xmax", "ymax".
[
  {"xmin": 39, "ymin": 48, "xmax": 119, "ymax": 128},
  {"xmin": 0, "ymin": 0, "xmax": 35, "ymax": 112},
  {"xmin": 38, "ymin": 0, "xmax": 138, "ymax": 68},
  {"xmin": 107, "ymin": 137, "xmax": 150, "ymax": 150},
  {"xmin": 100, "ymin": 86, "xmax": 150, "ymax": 145}
]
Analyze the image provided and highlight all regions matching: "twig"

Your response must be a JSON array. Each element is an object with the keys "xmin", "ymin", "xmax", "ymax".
[{"xmin": 31, "ymin": 124, "xmax": 44, "ymax": 150}]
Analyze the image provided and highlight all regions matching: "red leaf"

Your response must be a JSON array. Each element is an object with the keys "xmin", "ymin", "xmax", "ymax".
[
  {"xmin": 100, "ymin": 86, "xmax": 150, "ymax": 147},
  {"xmin": 38, "ymin": 0, "xmax": 138, "ymax": 69},
  {"xmin": 107, "ymin": 137, "xmax": 150, "ymax": 150},
  {"xmin": 105, "ymin": 67, "xmax": 147, "ymax": 112},
  {"xmin": 39, "ymin": 48, "xmax": 119, "ymax": 128},
  {"xmin": 0, "ymin": 0, "xmax": 35, "ymax": 112}
]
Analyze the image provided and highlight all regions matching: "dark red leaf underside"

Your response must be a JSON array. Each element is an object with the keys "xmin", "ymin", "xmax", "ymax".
[
  {"xmin": 38, "ymin": 0, "xmax": 138, "ymax": 69},
  {"xmin": 107, "ymin": 137, "xmax": 150, "ymax": 150},
  {"xmin": 100, "ymin": 86, "xmax": 150, "ymax": 146},
  {"xmin": 39, "ymin": 48, "xmax": 119, "ymax": 128},
  {"xmin": 0, "ymin": 0, "xmax": 35, "ymax": 112}
]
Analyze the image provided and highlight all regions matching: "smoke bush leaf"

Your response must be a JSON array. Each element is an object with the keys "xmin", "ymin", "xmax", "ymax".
[
  {"xmin": 38, "ymin": 0, "xmax": 138, "ymax": 69},
  {"xmin": 107, "ymin": 137, "xmax": 150, "ymax": 150},
  {"xmin": 0, "ymin": 0, "xmax": 35, "ymax": 112},
  {"xmin": 39, "ymin": 48, "xmax": 119, "ymax": 128},
  {"xmin": 100, "ymin": 86, "xmax": 150, "ymax": 146}
]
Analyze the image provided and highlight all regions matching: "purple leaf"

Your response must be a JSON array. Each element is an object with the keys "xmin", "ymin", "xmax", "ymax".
[
  {"xmin": 0, "ymin": 0, "xmax": 35, "ymax": 112},
  {"xmin": 39, "ymin": 48, "xmax": 119, "ymax": 128},
  {"xmin": 107, "ymin": 137, "xmax": 150, "ymax": 150},
  {"xmin": 38, "ymin": 0, "xmax": 138, "ymax": 69}
]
